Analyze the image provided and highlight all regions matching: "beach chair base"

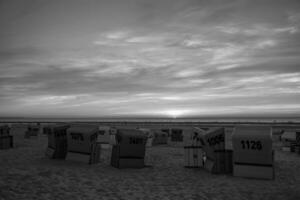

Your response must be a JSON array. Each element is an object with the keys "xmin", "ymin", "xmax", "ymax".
[
  {"xmin": 66, "ymin": 143, "xmax": 101, "ymax": 164},
  {"xmin": 111, "ymin": 157, "xmax": 145, "ymax": 169},
  {"xmin": 184, "ymin": 146, "xmax": 204, "ymax": 168},
  {"xmin": 66, "ymin": 152, "xmax": 91, "ymax": 164},
  {"xmin": 233, "ymin": 164, "xmax": 274, "ymax": 179},
  {"xmin": 204, "ymin": 150, "xmax": 233, "ymax": 174},
  {"xmin": 45, "ymin": 146, "xmax": 67, "ymax": 159}
]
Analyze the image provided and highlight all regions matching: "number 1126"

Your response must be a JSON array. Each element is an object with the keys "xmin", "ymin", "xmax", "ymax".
[{"xmin": 241, "ymin": 140, "xmax": 262, "ymax": 150}]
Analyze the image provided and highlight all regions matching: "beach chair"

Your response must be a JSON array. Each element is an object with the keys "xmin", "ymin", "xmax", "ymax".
[
  {"xmin": 232, "ymin": 126, "xmax": 274, "ymax": 179},
  {"xmin": 24, "ymin": 125, "xmax": 39, "ymax": 139},
  {"xmin": 296, "ymin": 131, "xmax": 300, "ymax": 154},
  {"xmin": 161, "ymin": 129, "xmax": 170, "ymax": 137},
  {"xmin": 45, "ymin": 124, "xmax": 69, "ymax": 159},
  {"xmin": 184, "ymin": 128, "xmax": 205, "ymax": 168},
  {"xmin": 98, "ymin": 126, "xmax": 117, "ymax": 149},
  {"xmin": 138, "ymin": 128, "xmax": 153, "ymax": 147},
  {"xmin": 0, "ymin": 125, "xmax": 10, "ymax": 136},
  {"xmin": 168, "ymin": 128, "xmax": 184, "ymax": 146},
  {"xmin": 171, "ymin": 129, "xmax": 183, "ymax": 141},
  {"xmin": 0, "ymin": 125, "xmax": 13, "ymax": 150},
  {"xmin": 111, "ymin": 128, "xmax": 147, "ymax": 168},
  {"xmin": 199, "ymin": 127, "xmax": 233, "ymax": 174},
  {"xmin": 98, "ymin": 126, "xmax": 111, "ymax": 143},
  {"xmin": 297, "ymin": 131, "xmax": 300, "ymax": 145},
  {"xmin": 66, "ymin": 125, "xmax": 100, "ymax": 164},
  {"xmin": 152, "ymin": 131, "xmax": 168, "ymax": 145}
]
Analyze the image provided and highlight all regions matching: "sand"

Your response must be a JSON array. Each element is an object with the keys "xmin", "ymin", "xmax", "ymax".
[{"xmin": 0, "ymin": 126, "xmax": 300, "ymax": 200}]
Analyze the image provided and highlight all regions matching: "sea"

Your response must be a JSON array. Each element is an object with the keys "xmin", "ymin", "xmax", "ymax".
[{"xmin": 1, "ymin": 117, "xmax": 300, "ymax": 123}]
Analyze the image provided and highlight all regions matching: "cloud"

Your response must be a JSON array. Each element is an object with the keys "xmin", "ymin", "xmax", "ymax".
[
  {"xmin": 0, "ymin": 0, "xmax": 300, "ymax": 117},
  {"xmin": 0, "ymin": 46, "xmax": 46, "ymax": 60},
  {"xmin": 103, "ymin": 31, "xmax": 129, "ymax": 40},
  {"xmin": 21, "ymin": 95, "xmax": 83, "ymax": 106},
  {"xmin": 125, "ymin": 35, "xmax": 163, "ymax": 43},
  {"xmin": 255, "ymin": 40, "xmax": 277, "ymax": 49},
  {"xmin": 274, "ymin": 27, "xmax": 298, "ymax": 34}
]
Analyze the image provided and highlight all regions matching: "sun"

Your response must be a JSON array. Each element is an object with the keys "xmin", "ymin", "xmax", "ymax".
[{"xmin": 164, "ymin": 109, "xmax": 189, "ymax": 118}]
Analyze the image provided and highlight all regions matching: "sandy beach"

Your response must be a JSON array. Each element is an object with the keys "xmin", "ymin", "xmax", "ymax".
[{"xmin": 0, "ymin": 125, "xmax": 300, "ymax": 200}]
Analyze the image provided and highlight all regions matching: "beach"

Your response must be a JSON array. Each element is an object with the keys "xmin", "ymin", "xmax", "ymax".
[{"xmin": 0, "ymin": 125, "xmax": 300, "ymax": 200}]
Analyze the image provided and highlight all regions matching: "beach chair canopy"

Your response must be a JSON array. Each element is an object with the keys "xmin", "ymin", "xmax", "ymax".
[
  {"xmin": 154, "ymin": 131, "xmax": 167, "ymax": 137},
  {"xmin": 67, "ymin": 125, "xmax": 99, "ymax": 153},
  {"xmin": 45, "ymin": 125, "xmax": 69, "ymax": 148},
  {"xmin": 232, "ymin": 126, "xmax": 272, "ymax": 165},
  {"xmin": 97, "ymin": 126, "xmax": 112, "ymax": 143},
  {"xmin": 199, "ymin": 127, "xmax": 225, "ymax": 159},
  {"xmin": 115, "ymin": 129, "xmax": 147, "ymax": 145},
  {"xmin": 28, "ymin": 125, "xmax": 39, "ymax": 131},
  {"xmin": 193, "ymin": 127, "xmax": 206, "ymax": 139},
  {"xmin": 171, "ymin": 129, "xmax": 183, "ymax": 142},
  {"xmin": 98, "ymin": 126, "xmax": 110, "ymax": 134},
  {"xmin": 138, "ymin": 128, "xmax": 153, "ymax": 138},
  {"xmin": 185, "ymin": 127, "xmax": 206, "ymax": 146},
  {"xmin": 0, "ymin": 125, "xmax": 10, "ymax": 136}
]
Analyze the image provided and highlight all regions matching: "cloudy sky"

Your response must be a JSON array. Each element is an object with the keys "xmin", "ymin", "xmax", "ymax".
[{"xmin": 0, "ymin": 0, "xmax": 300, "ymax": 118}]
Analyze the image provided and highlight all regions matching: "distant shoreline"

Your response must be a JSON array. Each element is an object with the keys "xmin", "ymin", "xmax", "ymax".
[
  {"xmin": 1, "ymin": 116, "xmax": 300, "ymax": 122},
  {"xmin": 1, "ymin": 118, "xmax": 300, "ymax": 130}
]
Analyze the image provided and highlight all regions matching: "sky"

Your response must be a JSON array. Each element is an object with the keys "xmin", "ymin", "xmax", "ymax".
[{"xmin": 0, "ymin": 0, "xmax": 300, "ymax": 118}]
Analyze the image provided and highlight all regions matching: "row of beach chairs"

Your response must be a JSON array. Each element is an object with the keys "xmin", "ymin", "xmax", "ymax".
[
  {"xmin": 2, "ymin": 123, "xmax": 275, "ymax": 179},
  {"xmin": 44, "ymin": 124, "xmax": 147, "ymax": 167},
  {"xmin": 44, "ymin": 124, "xmax": 275, "ymax": 179},
  {"xmin": 280, "ymin": 130, "xmax": 300, "ymax": 154}
]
